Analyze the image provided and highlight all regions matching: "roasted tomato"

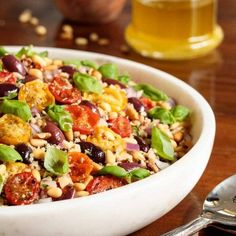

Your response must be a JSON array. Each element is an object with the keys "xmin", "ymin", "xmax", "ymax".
[
  {"xmin": 0, "ymin": 114, "xmax": 31, "ymax": 145},
  {"xmin": 18, "ymin": 80, "xmax": 55, "ymax": 111},
  {"xmin": 86, "ymin": 175, "xmax": 125, "ymax": 195},
  {"xmin": 66, "ymin": 105, "xmax": 99, "ymax": 134},
  {"xmin": 68, "ymin": 152, "xmax": 93, "ymax": 183},
  {"xmin": 49, "ymin": 76, "xmax": 81, "ymax": 104},
  {"xmin": 109, "ymin": 116, "xmax": 132, "ymax": 138},
  {"xmin": 0, "ymin": 71, "xmax": 17, "ymax": 84},
  {"xmin": 4, "ymin": 172, "xmax": 40, "ymax": 205},
  {"xmin": 140, "ymin": 97, "xmax": 156, "ymax": 110}
]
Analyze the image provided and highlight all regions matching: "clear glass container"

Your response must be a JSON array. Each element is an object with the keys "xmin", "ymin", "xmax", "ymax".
[{"xmin": 125, "ymin": 0, "xmax": 223, "ymax": 60}]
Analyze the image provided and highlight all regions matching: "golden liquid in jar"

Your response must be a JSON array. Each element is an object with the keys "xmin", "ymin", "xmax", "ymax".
[{"xmin": 125, "ymin": 0, "xmax": 223, "ymax": 59}]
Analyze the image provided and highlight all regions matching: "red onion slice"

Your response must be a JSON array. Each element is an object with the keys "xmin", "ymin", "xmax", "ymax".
[{"xmin": 126, "ymin": 142, "xmax": 140, "ymax": 151}]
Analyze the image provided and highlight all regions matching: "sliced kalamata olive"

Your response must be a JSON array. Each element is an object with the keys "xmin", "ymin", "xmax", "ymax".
[
  {"xmin": 128, "ymin": 97, "xmax": 145, "ymax": 113},
  {"xmin": 59, "ymin": 66, "xmax": 77, "ymax": 77},
  {"xmin": 134, "ymin": 136, "xmax": 150, "ymax": 153},
  {"xmin": 78, "ymin": 141, "xmax": 105, "ymax": 164},
  {"xmin": 102, "ymin": 78, "xmax": 126, "ymax": 89},
  {"xmin": 43, "ymin": 121, "xmax": 65, "ymax": 145},
  {"xmin": 2, "ymin": 54, "xmax": 26, "ymax": 75},
  {"xmin": 15, "ymin": 143, "xmax": 33, "ymax": 164},
  {"xmin": 55, "ymin": 185, "xmax": 75, "ymax": 201},
  {"xmin": 119, "ymin": 162, "xmax": 141, "ymax": 172},
  {"xmin": 166, "ymin": 97, "xmax": 177, "ymax": 109},
  {"xmin": 80, "ymin": 100, "xmax": 100, "ymax": 115},
  {"xmin": 0, "ymin": 83, "xmax": 18, "ymax": 97}
]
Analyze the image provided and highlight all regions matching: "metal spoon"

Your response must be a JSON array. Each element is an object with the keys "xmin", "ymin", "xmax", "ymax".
[{"xmin": 162, "ymin": 174, "xmax": 236, "ymax": 236}]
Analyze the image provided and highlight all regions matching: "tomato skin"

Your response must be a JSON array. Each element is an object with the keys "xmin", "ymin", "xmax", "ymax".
[
  {"xmin": 109, "ymin": 116, "xmax": 132, "ymax": 138},
  {"xmin": 140, "ymin": 97, "xmax": 156, "ymax": 110},
  {"xmin": 49, "ymin": 76, "xmax": 81, "ymax": 104},
  {"xmin": 86, "ymin": 175, "xmax": 125, "ymax": 195},
  {"xmin": 68, "ymin": 152, "xmax": 93, "ymax": 183},
  {"xmin": 4, "ymin": 172, "xmax": 40, "ymax": 205},
  {"xmin": 66, "ymin": 105, "xmax": 99, "ymax": 134},
  {"xmin": 0, "ymin": 71, "xmax": 17, "ymax": 84}
]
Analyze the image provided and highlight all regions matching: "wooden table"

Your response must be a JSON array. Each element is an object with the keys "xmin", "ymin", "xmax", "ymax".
[{"xmin": 0, "ymin": 0, "xmax": 235, "ymax": 235}]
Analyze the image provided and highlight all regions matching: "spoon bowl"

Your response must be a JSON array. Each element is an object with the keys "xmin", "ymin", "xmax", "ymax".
[{"xmin": 163, "ymin": 174, "xmax": 236, "ymax": 235}]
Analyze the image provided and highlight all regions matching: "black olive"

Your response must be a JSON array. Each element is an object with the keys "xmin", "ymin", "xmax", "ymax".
[
  {"xmin": 134, "ymin": 136, "xmax": 150, "ymax": 153},
  {"xmin": 78, "ymin": 141, "xmax": 105, "ymax": 164},
  {"xmin": 15, "ymin": 143, "xmax": 33, "ymax": 164}
]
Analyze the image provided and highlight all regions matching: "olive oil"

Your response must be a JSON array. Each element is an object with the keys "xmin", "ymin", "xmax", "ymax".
[{"xmin": 125, "ymin": 0, "xmax": 223, "ymax": 60}]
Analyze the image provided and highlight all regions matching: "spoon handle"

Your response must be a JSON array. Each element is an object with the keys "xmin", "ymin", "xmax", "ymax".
[{"xmin": 161, "ymin": 216, "xmax": 212, "ymax": 236}]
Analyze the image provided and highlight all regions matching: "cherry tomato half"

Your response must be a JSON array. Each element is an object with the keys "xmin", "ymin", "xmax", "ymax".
[
  {"xmin": 140, "ymin": 97, "xmax": 156, "ymax": 110},
  {"xmin": 86, "ymin": 175, "xmax": 125, "ymax": 195},
  {"xmin": 66, "ymin": 105, "xmax": 99, "ymax": 134},
  {"xmin": 4, "ymin": 172, "xmax": 40, "ymax": 205},
  {"xmin": 0, "ymin": 71, "xmax": 17, "ymax": 84},
  {"xmin": 49, "ymin": 76, "xmax": 81, "ymax": 104},
  {"xmin": 109, "ymin": 116, "xmax": 132, "ymax": 138},
  {"xmin": 68, "ymin": 152, "xmax": 93, "ymax": 183}
]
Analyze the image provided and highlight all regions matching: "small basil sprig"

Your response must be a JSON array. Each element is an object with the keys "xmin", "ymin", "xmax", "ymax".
[
  {"xmin": 81, "ymin": 60, "xmax": 98, "ymax": 69},
  {"xmin": 118, "ymin": 74, "xmax": 130, "ymax": 85},
  {"xmin": 73, "ymin": 72, "xmax": 102, "ymax": 94},
  {"xmin": 15, "ymin": 45, "xmax": 48, "ymax": 58},
  {"xmin": 44, "ymin": 147, "xmax": 69, "ymax": 176},
  {"xmin": 46, "ymin": 104, "xmax": 73, "ymax": 132},
  {"xmin": 129, "ymin": 168, "xmax": 150, "ymax": 179},
  {"xmin": 0, "ymin": 47, "xmax": 8, "ymax": 57},
  {"xmin": 98, "ymin": 166, "xmax": 150, "ymax": 180},
  {"xmin": 98, "ymin": 63, "xmax": 119, "ymax": 79},
  {"xmin": 0, "ymin": 99, "xmax": 32, "ymax": 121},
  {"xmin": 151, "ymin": 127, "xmax": 175, "ymax": 161},
  {"xmin": 0, "ymin": 144, "xmax": 23, "ymax": 162},
  {"xmin": 148, "ymin": 107, "xmax": 175, "ymax": 125},
  {"xmin": 64, "ymin": 59, "xmax": 81, "ymax": 69},
  {"xmin": 171, "ymin": 105, "xmax": 190, "ymax": 121},
  {"xmin": 0, "ymin": 174, "xmax": 3, "ymax": 194},
  {"xmin": 135, "ymin": 84, "xmax": 168, "ymax": 101}
]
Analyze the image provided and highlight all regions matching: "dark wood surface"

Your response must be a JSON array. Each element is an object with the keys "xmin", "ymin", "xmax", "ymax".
[{"xmin": 0, "ymin": 0, "xmax": 236, "ymax": 235}]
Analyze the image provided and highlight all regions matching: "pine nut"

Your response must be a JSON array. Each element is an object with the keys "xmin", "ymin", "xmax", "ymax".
[
  {"xmin": 18, "ymin": 9, "xmax": 32, "ymax": 23},
  {"xmin": 30, "ymin": 17, "xmax": 39, "ymax": 26},
  {"xmin": 0, "ymin": 164, "xmax": 6, "ymax": 174},
  {"xmin": 64, "ymin": 129, "xmax": 74, "ymax": 142},
  {"xmin": 58, "ymin": 175, "xmax": 73, "ymax": 188},
  {"xmin": 32, "ymin": 169, "xmax": 41, "ymax": 182},
  {"xmin": 74, "ymin": 183, "xmax": 86, "ymax": 191},
  {"xmin": 28, "ymin": 68, "xmax": 43, "ymax": 80},
  {"xmin": 92, "ymin": 162, "xmax": 103, "ymax": 171},
  {"xmin": 84, "ymin": 175, "xmax": 93, "ymax": 186},
  {"xmin": 76, "ymin": 190, "xmax": 89, "ymax": 197},
  {"xmin": 106, "ymin": 150, "xmax": 116, "ymax": 164},
  {"xmin": 35, "ymin": 25, "xmax": 47, "ymax": 36},
  {"xmin": 126, "ymin": 105, "xmax": 139, "ymax": 120},
  {"xmin": 89, "ymin": 32, "xmax": 99, "ymax": 42},
  {"xmin": 53, "ymin": 59, "xmax": 63, "ymax": 66},
  {"xmin": 174, "ymin": 131, "xmax": 184, "ymax": 142},
  {"xmin": 62, "ymin": 24, "xmax": 73, "ymax": 34},
  {"xmin": 100, "ymin": 102, "xmax": 111, "ymax": 112},
  {"xmin": 98, "ymin": 38, "xmax": 110, "ymax": 46},
  {"xmin": 30, "ymin": 138, "xmax": 47, "ymax": 147},
  {"xmin": 32, "ymin": 55, "xmax": 47, "ymax": 67},
  {"xmin": 47, "ymin": 187, "xmax": 62, "ymax": 198},
  {"xmin": 33, "ymin": 132, "xmax": 51, "ymax": 139},
  {"xmin": 75, "ymin": 37, "xmax": 88, "ymax": 46},
  {"xmin": 91, "ymin": 70, "xmax": 102, "ymax": 80},
  {"xmin": 32, "ymin": 148, "xmax": 45, "ymax": 160}
]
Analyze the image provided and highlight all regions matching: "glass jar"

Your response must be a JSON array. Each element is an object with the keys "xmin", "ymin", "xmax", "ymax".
[{"xmin": 125, "ymin": 0, "xmax": 223, "ymax": 60}]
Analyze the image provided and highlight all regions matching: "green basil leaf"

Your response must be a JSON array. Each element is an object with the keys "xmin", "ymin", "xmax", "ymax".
[
  {"xmin": 171, "ymin": 105, "xmax": 190, "ymax": 121},
  {"xmin": 44, "ymin": 147, "xmax": 69, "ymax": 176},
  {"xmin": 0, "ymin": 174, "xmax": 3, "ymax": 194},
  {"xmin": 98, "ymin": 63, "xmax": 118, "ymax": 79},
  {"xmin": 0, "ymin": 99, "xmax": 32, "ymax": 121},
  {"xmin": 0, "ymin": 62, "xmax": 3, "ymax": 72},
  {"xmin": 0, "ymin": 90, "xmax": 17, "ymax": 100},
  {"xmin": 130, "ymin": 168, "xmax": 150, "ymax": 179},
  {"xmin": 15, "ymin": 45, "xmax": 48, "ymax": 58},
  {"xmin": 73, "ymin": 72, "xmax": 102, "ymax": 94},
  {"xmin": 46, "ymin": 105, "xmax": 73, "ymax": 132},
  {"xmin": 148, "ymin": 107, "xmax": 175, "ymax": 124},
  {"xmin": 98, "ymin": 166, "xmax": 128, "ymax": 178},
  {"xmin": 81, "ymin": 60, "xmax": 98, "ymax": 69},
  {"xmin": 118, "ymin": 74, "xmax": 130, "ymax": 84},
  {"xmin": 151, "ymin": 127, "xmax": 175, "ymax": 161},
  {"xmin": 64, "ymin": 59, "xmax": 81, "ymax": 69},
  {"xmin": 0, "ymin": 144, "xmax": 23, "ymax": 162},
  {"xmin": 135, "ymin": 84, "xmax": 168, "ymax": 101},
  {"xmin": 0, "ymin": 47, "xmax": 8, "ymax": 57}
]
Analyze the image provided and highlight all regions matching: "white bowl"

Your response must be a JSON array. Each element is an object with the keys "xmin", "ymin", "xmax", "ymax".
[{"xmin": 0, "ymin": 46, "xmax": 215, "ymax": 236}]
